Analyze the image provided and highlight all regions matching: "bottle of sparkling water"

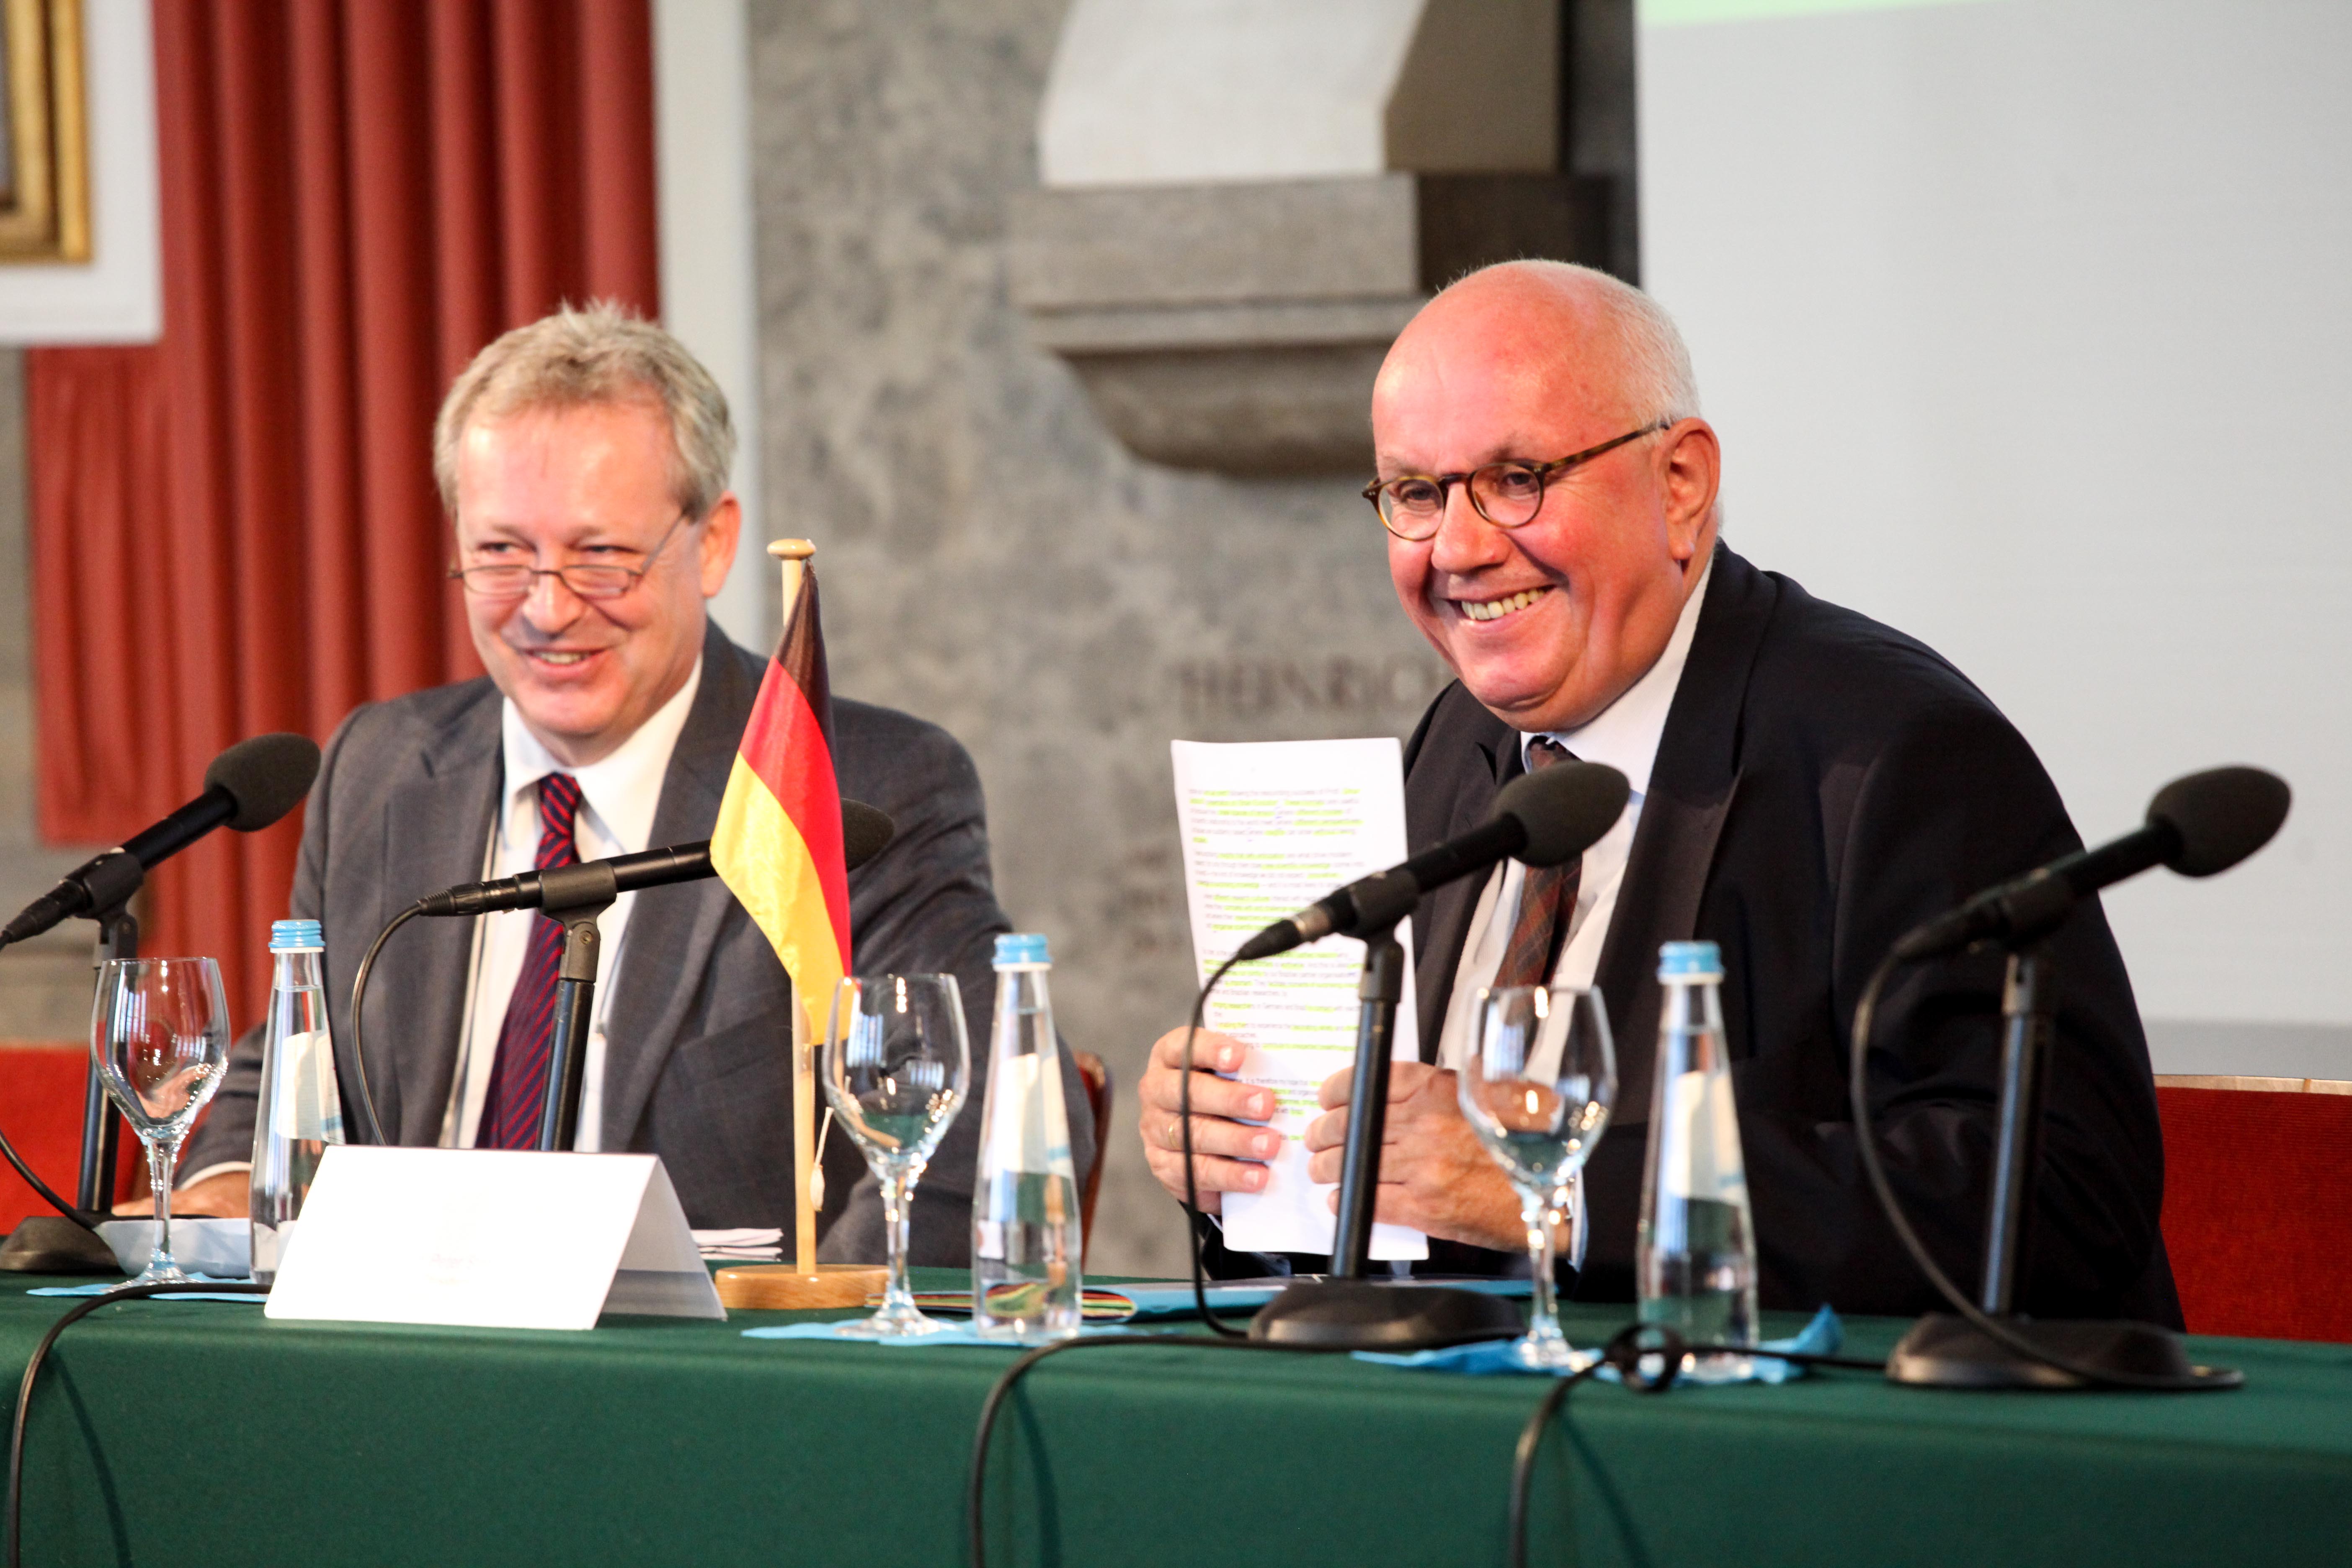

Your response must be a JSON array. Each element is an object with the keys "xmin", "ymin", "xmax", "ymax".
[
  {"xmin": 971, "ymin": 933, "xmax": 1082, "ymax": 1341},
  {"xmin": 249, "ymin": 918, "xmax": 343, "ymax": 1286},
  {"xmin": 1637, "ymin": 939, "xmax": 1759, "ymax": 1380}
]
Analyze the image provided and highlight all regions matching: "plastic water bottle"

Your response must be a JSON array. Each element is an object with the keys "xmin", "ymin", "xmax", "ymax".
[
  {"xmin": 1637, "ymin": 939, "xmax": 1759, "ymax": 1379},
  {"xmin": 249, "ymin": 918, "xmax": 343, "ymax": 1285},
  {"xmin": 971, "ymin": 933, "xmax": 1082, "ymax": 1341}
]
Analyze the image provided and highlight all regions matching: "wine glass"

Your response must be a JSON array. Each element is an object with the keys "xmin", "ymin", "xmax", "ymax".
[
  {"xmin": 92, "ymin": 958, "xmax": 232, "ymax": 1285},
  {"xmin": 1458, "ymin": 984, "xmax": 1616, "ymax": 1370},
  {"xmin": 821, "ymin": 974, "xmax": 970, "ymax": 1338}
]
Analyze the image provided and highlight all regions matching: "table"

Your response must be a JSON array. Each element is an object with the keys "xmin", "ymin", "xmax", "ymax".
[{"xmin": 1, "ymin": 1268, "xmax": 2345, "ymax": 1566}]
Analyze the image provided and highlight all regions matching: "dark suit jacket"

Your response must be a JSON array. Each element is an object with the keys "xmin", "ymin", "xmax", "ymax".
[
  {"xmin": 185, "ymin": 621, "xmax": 1096, "ymax": 1265},
  {"xmin": 1213, "ymin": 546, "xmax": 2178, "ymax": 1325}
]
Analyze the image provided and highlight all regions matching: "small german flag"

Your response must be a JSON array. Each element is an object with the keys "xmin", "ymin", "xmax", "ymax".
[{"xmin": 711, "ymin": 567, "xmax": 850, "ymax": 1018}]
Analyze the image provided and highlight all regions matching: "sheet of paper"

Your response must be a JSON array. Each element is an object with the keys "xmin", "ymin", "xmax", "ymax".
[
  {"xmin": 1172, "ymin": 739, "xmax": 1427, "ymax": 1261},
  {"xmin": 266, "ymin": 1147, "xmax": 725, "ymax": 1329}
]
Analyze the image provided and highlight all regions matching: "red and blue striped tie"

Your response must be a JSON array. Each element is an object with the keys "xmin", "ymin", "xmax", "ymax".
[{"xmin": 478, "ymin": 771, "xmax": 583, "ymax": 1150}]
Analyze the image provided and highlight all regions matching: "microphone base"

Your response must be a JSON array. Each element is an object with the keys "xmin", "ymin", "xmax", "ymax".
[
  {"xmin": 1885, "ymin": 1312, "xmax": 2239, "ymax": 1390},
  {"xmin": 1247, "ymin": 1279, "xmax": 1523, "ymax": 1351},
  {"xmin": 0, "ymin": 1215, "xmax": 123, "ymax": 1275}
]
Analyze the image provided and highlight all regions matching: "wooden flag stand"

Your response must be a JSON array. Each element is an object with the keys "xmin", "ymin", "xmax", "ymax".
[{"xmin": 714, "ymin": 539, "xmax": 885, "ymax": 1313}]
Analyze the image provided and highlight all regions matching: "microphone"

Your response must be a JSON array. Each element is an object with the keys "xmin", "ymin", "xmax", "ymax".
[
  {"xmin": 1235, "ymin": 760, "xmax": 1632, "ymax": 962},
  {"xmin": 414, "ymin": 797, "xmax": 900, "ymax": 917},
  {"xmin": 0, "ymin": 732, "xmax": 321, "ymax": 947},
  {"xmin": 1893, "ymin": 765, "xmax": 2291, "ymax": 961},
  {"xmin": 419, "ymin": 841, "xmax": 714, "ymax": 917}
]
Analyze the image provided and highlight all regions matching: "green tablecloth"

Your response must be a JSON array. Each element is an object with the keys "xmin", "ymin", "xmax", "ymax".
[{"xmin": 1, "ymin": 1268, "xmax": 2344, "ymax": 1567}]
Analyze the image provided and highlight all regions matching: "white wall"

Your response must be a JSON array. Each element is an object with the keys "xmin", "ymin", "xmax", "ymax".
[
  {"xmin": 655, "ymin": 0, "xmax": 770, "ymax": 652},
  {"xmin": 1640, "ymin": 0, "xmax": 2352, "ymax": 1073},
  {"xmin": 0, "ymin": 0, "xmax": 160, "ymax": 343}
]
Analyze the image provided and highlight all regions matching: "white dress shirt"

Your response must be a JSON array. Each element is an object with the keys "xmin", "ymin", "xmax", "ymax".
[
  {"xmin": 441, "ymin": 659, "xmax": 704, "ymax": 1152},
  {"xmin": 1434, "ymin": 558, "xmax": 1712, "ymax": 1073}
]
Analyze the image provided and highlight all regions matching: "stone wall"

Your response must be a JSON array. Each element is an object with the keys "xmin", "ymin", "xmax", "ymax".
[
  {"xmin": 0, "ymin": 348, "xmax": 105, "ymax": 1042},
  {"xmin": 748, "ymin": 0, "xmax": 1450, "ymax": 1273}
]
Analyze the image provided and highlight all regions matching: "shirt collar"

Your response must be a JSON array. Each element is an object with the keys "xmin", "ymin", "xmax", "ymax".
[
  {"xmin": 1519, "ymin": 555, "xmax": 1712, "ymax": 799},
  {"xmin": 499, "ymin": 658, "xmax": 704, "ymax": 854}
]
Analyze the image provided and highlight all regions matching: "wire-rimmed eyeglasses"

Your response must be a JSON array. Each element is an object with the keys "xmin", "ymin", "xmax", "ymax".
[
  {"xmin": 1362, "ymin": 422, "xmax": 1669, "ymax": 541},
  {"xmin": 448, "ymin": 510, "xmax": 692, "ymax": 601}
]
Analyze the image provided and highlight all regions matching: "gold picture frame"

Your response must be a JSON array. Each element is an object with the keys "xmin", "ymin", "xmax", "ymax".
[{"xmin": 0, "ymin": 0, "xmax": 86, "ymax": 262}]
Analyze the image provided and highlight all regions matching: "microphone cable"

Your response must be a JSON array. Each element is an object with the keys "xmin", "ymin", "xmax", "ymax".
[
  {"xmin": 1848, "ymin": 943, "xmax": 2240, "ymax": 1392},
  {"xmin": 345, "ymin": 900, "xmax": 426, "ymax": 1147},
  {"xmin": 6, "ymin": 1280, "xmax": 272, "ymax": 1568},
  {"xmin": 1177, "ymin": 950, "xmax": 1253, "ymax": 1338}
]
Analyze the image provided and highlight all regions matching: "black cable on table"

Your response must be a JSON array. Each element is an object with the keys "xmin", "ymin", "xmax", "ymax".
[
  {"xmin": 7, "ymin": 1281, "xmax": 271, "ymax": 1568},
  {"xmin": 967, "ymin": 1328, "xmax": 1347, "ymax": 1568}
]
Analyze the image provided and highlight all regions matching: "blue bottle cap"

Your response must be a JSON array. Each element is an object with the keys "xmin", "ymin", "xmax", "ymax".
[
  {"xmin": 270, "ymin": 918, "xmax": 324, "ymax": 953},
  {"xmin": 1657, "ymin": 940, "xmax": 1722, "ymax": 980},
  {"xmin": 993, "ymin": 932, "xmax": 1050, "ymax": 966}
]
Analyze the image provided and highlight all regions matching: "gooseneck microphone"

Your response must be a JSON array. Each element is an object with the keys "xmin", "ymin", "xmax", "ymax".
[
  {"xmin": 0, "ymin": 732, "xmax": 321, "ymax": 948},
  {"xmin": 1235, "ymin": 759, "xmax": 1632, "ymax": 962},
  {"xmin": 419, "ymin": 841, "xmax": 715, "ymax": 917},
  {"xmin": 1893, "ymin": 765, "xmax": 2292, "ymax": 961},
  {"xmin": 410, "ymin": 798, "xmax": 900, "ymax": 917}
]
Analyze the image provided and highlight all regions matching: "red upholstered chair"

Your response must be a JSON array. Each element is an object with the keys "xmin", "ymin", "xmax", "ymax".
[
  {"xmin": 0, "ymin": 1043, "xmax": 110, "ymax": 1230},
  {"xmin": 1075, "ymin": 1051, "xmax": 1113, "ymax": 1265},
  {"xmin": 2154, "ymin": 1075, "xmax": 2352, "ymax": 1343}
]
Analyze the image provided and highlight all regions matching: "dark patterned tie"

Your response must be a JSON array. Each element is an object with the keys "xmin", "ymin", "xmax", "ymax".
[
  {"xmin": 1493, "ymin": 739, "xmax": 1583, "ymax": 989},
  {"xmin": 478, "ymin": 771, "xmax": 583, "ymax": 1150}
]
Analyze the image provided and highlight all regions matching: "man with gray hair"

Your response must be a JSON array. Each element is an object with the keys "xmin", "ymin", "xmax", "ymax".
[
  {"xmin": 1140, "ymin": 261, "xmax": 2176, "ymax": 1324},
  {"xmin": 176, "ymin": 303, "xmax": 1093, "ymax": 1260}
]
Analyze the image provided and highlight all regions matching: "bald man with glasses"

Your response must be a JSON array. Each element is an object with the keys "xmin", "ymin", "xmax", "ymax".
[
  {"xmin": 1140, "ymin": 261, "xmax": 2177, "ymax": 1326},
  {"xmin": 175, "ymin": 304, "xmax": 1095, "ymax": 1262}
]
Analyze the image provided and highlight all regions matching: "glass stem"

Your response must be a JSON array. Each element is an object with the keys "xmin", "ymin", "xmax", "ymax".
[
  {"xmin": 1524, "ymin": 1190, "xmax": 1561, "ymax": 1342},
  {"xmin": 147, "ymin": 1137, "xmax": 178, "ymax": 1272},
  {"xmin": 880, "ymin": 1163, "xmax": 916, "ymax": 1313}
]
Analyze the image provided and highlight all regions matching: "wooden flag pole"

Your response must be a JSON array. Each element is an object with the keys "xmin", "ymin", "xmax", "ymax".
[
  {"xmin": 712, "ymin": 538, "xmax": 881, "ymax": 1312},
  {"xmin": 772, "ymin": 539, "xmax": 820, "ymax": 1280}
]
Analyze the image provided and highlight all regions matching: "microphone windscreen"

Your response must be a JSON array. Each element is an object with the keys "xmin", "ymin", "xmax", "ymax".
[
  {"xmin": 2148, "ymin": 766, "xmax": 2290, "ymax": 877},
  {"xmin": 1494, "ymin": 761, "xmax": 1631, "ymax": 868},
  {"xmin": 205, "ymin": 732, "xmax": 322, "ymax": 831},
  {"xmin": 842, "ymin": 799, "xmax": 895, "ymax": 872}
]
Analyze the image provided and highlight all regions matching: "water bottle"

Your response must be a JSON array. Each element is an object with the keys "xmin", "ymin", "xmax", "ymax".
[
  {"xmin": 971, "ymin": 933, "xmax": 1082, "ymax": 1341},
  {"xmin": 1636, "ymin": 939, "xmax": 1759, "ymax": 1379},
  {"xmin": 250, "ymin": 918, "xmax": 343, "ymax": 1285}
]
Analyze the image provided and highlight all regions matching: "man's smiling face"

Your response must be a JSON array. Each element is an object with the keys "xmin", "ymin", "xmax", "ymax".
[
  {"xmin": 451, "ymin": 398, "xmax": 737, "ymax": 766},
  {"xmin": 1372, "ymin": 267, "xmax": 1719, "ymax": 735}
]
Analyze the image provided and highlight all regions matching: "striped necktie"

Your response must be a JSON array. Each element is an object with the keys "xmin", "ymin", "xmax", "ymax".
[
  {"xmin": 478, "ymin": 771, "xmax": 584, "ymax": 1150},
  {"xmin": 1493, "ymin": 739, "xmax": 1582, "ymax": 990}
]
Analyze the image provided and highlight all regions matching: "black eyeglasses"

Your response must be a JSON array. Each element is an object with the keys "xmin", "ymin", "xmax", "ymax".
[
  {"xmin": 449, "ymin": 511, "xmax": 692, "ymax": 601},
  {"xmin": 1362, "ymin": 422, "xmax": 1669, "ymax": 541}
]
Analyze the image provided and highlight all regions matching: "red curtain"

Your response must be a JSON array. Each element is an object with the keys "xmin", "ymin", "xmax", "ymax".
[{"xmin": 27, "ymin": 0, "xmax": 658, "ymax": 1024}]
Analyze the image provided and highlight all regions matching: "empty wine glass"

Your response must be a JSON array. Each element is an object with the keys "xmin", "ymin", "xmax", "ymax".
[
  {"xmin": 821, "ymin": 974, "xmax": 970, "ymax": 1338},
  {"xmin": 92, "ymin": 957, "xmax": 232, "ymax": 1285},
  {"xmin": 1459, "ymin": 984, "xmax": 1616, "ymax": 1370}
]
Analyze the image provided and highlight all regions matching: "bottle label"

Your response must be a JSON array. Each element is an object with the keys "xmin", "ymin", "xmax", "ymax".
[
  {"xmin": 985, "ymin": 1053, "xmax": 1075, "ymax": 1179},
  {"xmin": 1661, "ymin": 1068, "xmax": 1747, "ymax": 1203},
  {"xmin": 272, "ymin": 1029, "xmax": 346, "ymax": 1144}
]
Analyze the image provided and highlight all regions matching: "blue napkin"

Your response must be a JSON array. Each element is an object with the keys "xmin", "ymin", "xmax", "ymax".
[
  {"xmin": 29, "ymin": 1275, "xmax": 263, "ymax": 1304},
  {"xmin": 1355, "ymin": 1305, "xmax": 1844, "ymax": 1385},
  {"xmin": 1114, "ymin": 1277, "xmax": 1532, "ymax": 1320},
  {"xmin": 743, "ymin": 1319, "xmax": 1139, "ymax": 1347}
]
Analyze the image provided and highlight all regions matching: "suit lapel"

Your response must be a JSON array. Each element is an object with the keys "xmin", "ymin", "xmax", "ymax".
[
  {"xmin": 375, "ymin": 694, "xmax": 502, "ymax": 1144},
  {"xmin": 600, "ymin": 625, "xmax": 764, "ymax": 1147},
  {"xmin": 1594, "ymin": 545, "xmax": 1772, "ymax": 1124}
]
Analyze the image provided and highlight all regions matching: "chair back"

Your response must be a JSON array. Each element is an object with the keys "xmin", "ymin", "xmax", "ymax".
[
  {"xmin": 1075, "ymin": 1050, "xmax": 1113, "ymax": 1264},
  {"xmin": 2154, "ymin": 1074, "xmax": 2352, "ymax": 1342}
]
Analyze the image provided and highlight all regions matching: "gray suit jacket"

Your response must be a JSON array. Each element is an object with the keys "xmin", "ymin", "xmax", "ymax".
[{"xmin": 185, "ymin": 620, "xmax": 1096, "ymax": 1265}]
